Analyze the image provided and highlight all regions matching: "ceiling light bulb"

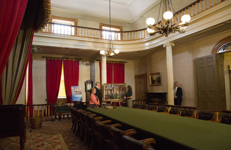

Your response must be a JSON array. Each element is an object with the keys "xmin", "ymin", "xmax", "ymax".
[
  {"xmin": 110, "ymin": 52, "xmax": 114, "ymax": 56},
  {"xmin": 181, "ymin": 14, "xmax": 191, "ymax": 23},
  {"xmin": 179, "ymin": 22, "xmax": 187, "ymax": 30},
  {"xmin": 147, "ymin": 28, "xmax": 155, "ymax": 33},
  {"xmin": 146, "ymin": 18, "xmax": 155, "ymax": 26},
  {"xmin": 163, "ymin": 11, "xmax": 173, "ymax": 20},
  {"xmin": 114, "ymin": 49, "xmax": 120, "ymax": 54},
  {"xmin": 100, "ymin": 50, "xmax": 106, "ymax": 55}
]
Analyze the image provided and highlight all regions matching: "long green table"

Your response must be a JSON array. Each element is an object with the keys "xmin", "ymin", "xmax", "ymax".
[{"xmin": 87, "ymin": 107, "xmax": 231, "ymax": 150}]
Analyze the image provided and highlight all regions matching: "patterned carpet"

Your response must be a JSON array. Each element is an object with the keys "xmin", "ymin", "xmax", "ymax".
[{"xmin": 0, "ymin": 119, "xmax": 90, "ymax": 150}]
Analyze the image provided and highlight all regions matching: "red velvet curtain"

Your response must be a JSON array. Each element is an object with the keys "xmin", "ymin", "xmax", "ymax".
[
  {"xmin": 114, "ymin": 63, "xmax": 124, "ymax": 83},
  {"xmin": 107, "ymin": 62, "xmax": 113, "ymax": 83},
  {"xmin": 0, "ymin": 0, "xmax": 28, "ymax": 77},
  {"xmin": 63, "ymin": 60, "xmax": 79, "ymax": 102},
  {"xmin": 27, "ymin": 52, "xmax": 33, "ymax": 117},
  {"xmin": 14, "ymin": 31, "xmax": 34, "ymax": 103},
  {"xmin": 46, "ymin": 59, "xmax": 62, "ymax": 104}
]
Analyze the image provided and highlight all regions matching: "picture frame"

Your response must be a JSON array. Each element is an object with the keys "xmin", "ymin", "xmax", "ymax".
[
  {"xmin": 149, "ymin": 72, "xmax": 161, "ymax": 86},
  {"xmin": 103, "ymin": 83, "xmax": 126, "ymax": 101}
]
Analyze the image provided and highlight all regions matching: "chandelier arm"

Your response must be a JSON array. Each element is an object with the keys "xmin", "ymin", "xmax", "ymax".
[{"xmin": 147, "ymin": 0, "xmax": 190, "ymax": 37}]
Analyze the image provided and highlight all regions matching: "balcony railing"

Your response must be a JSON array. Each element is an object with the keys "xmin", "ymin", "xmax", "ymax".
[
  {"xmin": 39, "ymin": 0, "xmax": 225, "ymax": 41},
  {"xmin": 26, "ymin": 104, "xmax": 55, "ymax": 121}
]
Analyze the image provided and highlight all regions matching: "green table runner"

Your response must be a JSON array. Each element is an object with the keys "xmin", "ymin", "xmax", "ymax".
[{"xmin": 87, "ymin": 107, "xmax": 231, "ymax": 150}]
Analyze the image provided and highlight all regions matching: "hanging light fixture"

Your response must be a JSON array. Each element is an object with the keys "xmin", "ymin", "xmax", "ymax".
[
  {"xmin": 100, "ymin": 0, "xmax": 119, "ymax": 57},
  {"xmin": 146, "ymin": 0, "xmax": 191, "ymax": 37}
]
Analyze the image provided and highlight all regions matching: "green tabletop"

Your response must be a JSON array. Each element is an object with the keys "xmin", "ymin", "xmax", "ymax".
[{"xmin": 87, "ymin": 107, "xmax": 231, "ymax": 150}]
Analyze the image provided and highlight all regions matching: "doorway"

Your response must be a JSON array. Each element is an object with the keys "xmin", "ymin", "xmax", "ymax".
[{"xmin": 135, "ymin": 73, "xmax": 147, "ymax": 101}]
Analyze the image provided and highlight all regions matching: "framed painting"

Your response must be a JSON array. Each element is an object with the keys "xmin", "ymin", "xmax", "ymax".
[
  {"xmin": 149, "ymin": 72, "xmax": 161, "ymax": 86},
  {"xmin": 103, "ymin": 83, "xmax": 126, "ymax": 101}
]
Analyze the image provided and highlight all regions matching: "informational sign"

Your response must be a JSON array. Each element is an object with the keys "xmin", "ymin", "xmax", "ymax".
[{"xmin": 71, "ymin": 86, "xmax": 82, "ymax": 101}]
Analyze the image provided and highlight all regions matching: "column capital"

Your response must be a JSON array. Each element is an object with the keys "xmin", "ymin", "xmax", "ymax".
[
  {"xmin": 101, "ymin": 55, "xmax": 107, "ymax": 59},
  {"xmin": 163, "ymin": 42, "xmax": 175, "ymax": 47}
]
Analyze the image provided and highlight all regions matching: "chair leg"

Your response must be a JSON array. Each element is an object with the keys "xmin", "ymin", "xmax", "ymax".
[
  {"xmin": 85, "ymin": 132, "xmax": 89, "ymax": 146},
  {"xmin": 20, "ymin": 136, "xmax": 25, "ymax": 150},
  {"xmin": 80, "ymin": 129, "xmax": 85, "ymax": 141},
  {"xmin": 73, "ymin": 122, "xmax": 76, "ymax": 133}
]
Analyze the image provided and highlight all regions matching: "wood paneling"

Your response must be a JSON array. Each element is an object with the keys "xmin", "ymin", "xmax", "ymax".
[
  {"xmin": 196, "ymin": 55, "xmax": 218, "ymax": 110},
  {"xmin": 135, "ymin": 73, "xmax": 147, "ymax": 101}
]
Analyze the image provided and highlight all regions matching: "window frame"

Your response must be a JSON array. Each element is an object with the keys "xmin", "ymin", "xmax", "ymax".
[
  {"xmin": 100, "ymin": 23, "xmax": 123, "ymax": 40},
  {"xmin": 50, "ymin": 16, "xmax": 78, "ymax": 35}
]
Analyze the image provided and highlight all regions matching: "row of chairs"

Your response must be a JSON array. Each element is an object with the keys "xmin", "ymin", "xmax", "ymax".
[
  {"xmin": 70, "ymin": 108, "xmax": 157, "ymax": 150},
  {"xmin": 133, "ymin": 104, "xmax": 231, "ymax": 124}
]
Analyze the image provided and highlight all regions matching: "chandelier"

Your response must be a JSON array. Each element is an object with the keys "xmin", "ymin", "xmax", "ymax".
[
  {"xmin": 146, "ymin": 0, "xmax": 191, "ymax": 37},
  {"xmin": 100, "ymin": 0, "xmax": 119, "ymax": 57}
]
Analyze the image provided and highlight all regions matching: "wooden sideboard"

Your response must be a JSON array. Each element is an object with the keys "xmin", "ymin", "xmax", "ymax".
[
  {"xmin": 0, "ymin": 105, "xmax": 26, "ymax": 150},
  {"xmin": 146, "ymin": 92, "xmax": 167, "ymax": 104}
]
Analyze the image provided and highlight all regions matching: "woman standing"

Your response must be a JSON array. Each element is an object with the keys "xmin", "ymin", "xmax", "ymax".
[
  {"xmin": 124, "ymin": 85, "xmax": 132, "ymax": 107},
  {"xmin": 89, "ymin": 88, "xmax": 100, "ymax": 107}
]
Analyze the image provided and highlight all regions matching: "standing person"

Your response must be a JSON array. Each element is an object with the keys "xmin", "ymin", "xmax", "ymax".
[
  {"xmin": 95, "ymin": 82, "xmax": 102, "ymax": 107},
  {"xmin": 174, "ymin": 81, "xmax": 183, "ymax": 105},
  {"xmin": 124, "ymin": 85, "xmax": 132, "ymax": 107},
  {"xmin": 89, "ymin": 88, "xmax": 100, "ymax": 106}
]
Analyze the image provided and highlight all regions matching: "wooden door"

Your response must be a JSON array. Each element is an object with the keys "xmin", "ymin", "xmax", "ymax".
[
  {"xmin": 135, "ymin": 73, "xmax": 147, "ymax": 100},
  {"xmin": 195, "ymin": 55, "xmax": 218, "ymax": 110}
]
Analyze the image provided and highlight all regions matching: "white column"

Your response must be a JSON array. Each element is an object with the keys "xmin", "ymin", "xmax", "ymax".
[
  {"xmin": 164, "ymin": 42, "xmax": 175, "ymax": 105},
  {"xmin": 101, "ymin": 56, "xmax": 107, "ymax": 84}
]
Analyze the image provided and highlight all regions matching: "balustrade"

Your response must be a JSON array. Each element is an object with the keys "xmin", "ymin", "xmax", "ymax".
[{"xmin": 39, "ymin": 0, "xmax": 225, "ymax": 41}]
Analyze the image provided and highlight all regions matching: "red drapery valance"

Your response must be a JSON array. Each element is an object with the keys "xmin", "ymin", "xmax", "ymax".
[{"xmin": 63, "ymin": 60, "xmax": 79, "ymax": 102}]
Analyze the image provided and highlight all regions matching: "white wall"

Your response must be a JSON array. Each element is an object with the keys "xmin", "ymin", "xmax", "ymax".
[
  {"xmin": 132, "ymin": 0, "xmax": 196, "ymax": 29},
  {"xmin": 33, "ymin": 55, "xmax": 47, "ymax": 104},
  {"xmin": 79, "ymin": 63, "xmax": 91, "ymax": 102},
  {"xmin": 125, "ymin": 60, "xmax": 135, "ymax": 100},
  {"xmin": 30, "ymin": 55, "xmax": 135, "ymax": 104},
  {"xmin": 52, "ymin": 7, "xmax": 133, "ymax": 31},
  {"xmin": 135, "ymin": 30, "xmax": 231, "ymax": 107}
]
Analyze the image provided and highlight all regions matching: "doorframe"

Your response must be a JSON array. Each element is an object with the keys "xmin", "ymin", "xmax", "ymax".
[
  {"xmin": 211, "ymin": 35, "xmax": 231, "ymax": 110},
  {"xmin": 135, "ymin": 73, "xmax": 147, "ymax": 100}
]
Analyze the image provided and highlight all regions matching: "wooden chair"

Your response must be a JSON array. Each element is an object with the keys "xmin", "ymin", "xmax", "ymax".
[
  {"xmin": 157, "ymin": 106, "xmax": 167, "ymax": 112},
  {"xmin": 71, "ymin": 108, "xmax": 76, "ymax": 132},
  {"xmin": 122, "ymin": 135, "xmax": 156, "ymax": 150},
  {"xmin": 220, "ymin": 113, "xmax": 231, "ymax": 124},
  {"xmin": 83, "ymin": 112, "xmax": 97, "ymax": 147},
  {"xmin": 89, "ymin": 116, "xmax": 104, "ymax": 150},
  {"xmin": 147, "ymin": 105, "xmax": 157, "ymax": 111},
  {"xmin": 55, "ymin": 104, "xmax": 71, "ymax": 120},
  {"xmin": 140, "ymin": 104, "xmax": 147, "ymax": 109},
  {"xmin": 181, "ymin": 108, "xmax": 194, "ymax": 117},
  {"xmin": 133, "ymin": 104, "xmax": 140, "ymax": 108},
  {"xmin": 169, "ymin": 107, "xmax": 180, "ymax": 114},
  {"xmin": 108, "ymin": 124, "xmax": 136, "ymax": 150},
  {"xmin": 197, "ymin": 111, "xmax": 215, "ymax": 121},
  {"xmin": 94, "ymin": 120, "xmax": 113, "ymax": 150}
]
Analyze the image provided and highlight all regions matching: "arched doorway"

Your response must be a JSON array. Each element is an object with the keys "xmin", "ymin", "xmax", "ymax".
[
  {"xmin": 195, "ymin": 36, "xmax": 231, "ymax": 110},
  {"xmin": 212, "ymin": 35, "xmax": 231, "ymax": 110}
]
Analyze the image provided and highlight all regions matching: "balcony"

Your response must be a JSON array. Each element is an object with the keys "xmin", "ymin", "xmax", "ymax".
[{"xmin": 33, "ymin": 0, "xmax": 231, "ymax": 53}]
